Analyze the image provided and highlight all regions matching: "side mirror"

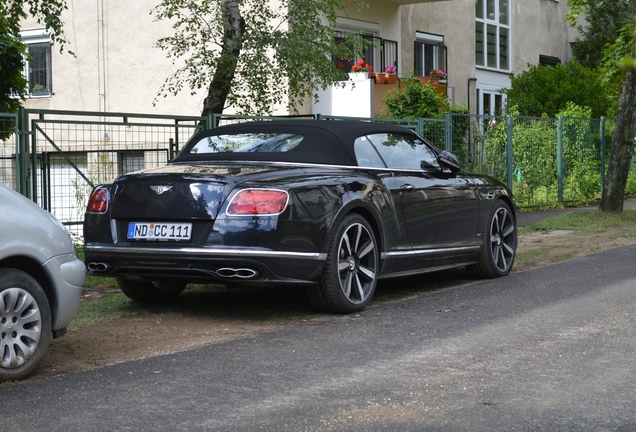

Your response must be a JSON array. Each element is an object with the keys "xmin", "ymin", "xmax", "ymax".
[{"xmin": 438, "ymin": 150, "xmax": 461, "ymax": 173}]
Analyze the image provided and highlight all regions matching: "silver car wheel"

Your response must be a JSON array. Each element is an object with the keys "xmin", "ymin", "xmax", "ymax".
[
  {"xmin": 1, "ymin": 287, "xmax": 43, "ymax": 369},
  {"xmin": 336, "ymin": 222, "xmax": 377, "ymax": 305}
]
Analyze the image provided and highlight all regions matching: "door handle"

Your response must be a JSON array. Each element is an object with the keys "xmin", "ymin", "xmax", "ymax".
[{"xmin": 400, "ymin": 184, "xmax": 416, "ymax": 192}]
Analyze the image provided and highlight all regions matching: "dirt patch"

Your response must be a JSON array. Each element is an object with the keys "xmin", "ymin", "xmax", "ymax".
[{"xmin": 29, "ymin": 227, "xmax": 636, "ymax": 381}]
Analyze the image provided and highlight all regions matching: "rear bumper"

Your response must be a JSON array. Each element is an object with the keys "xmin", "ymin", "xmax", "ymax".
[
  {"xmin": 42, "ymin": 253, "xmax": 86, "ymax": 332},
  {"xmin": 84, "ymin": 244, "xmax": 326, "ymax": 285}
]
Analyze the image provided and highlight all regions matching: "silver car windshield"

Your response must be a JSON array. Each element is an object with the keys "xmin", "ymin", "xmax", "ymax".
[{"xmin": 189, "ymin": 133, "xmax": 304, "ymax": 154}]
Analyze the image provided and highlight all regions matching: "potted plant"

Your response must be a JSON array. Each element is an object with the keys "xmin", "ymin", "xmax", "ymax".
[
  {"xmin": 349, "ymin": 59, "xmax": 373, "ymax": 81},
  {"xmin": 31, "ymin": 84, "xmax": 48, "ymax": 95},
  {"xmin": 383, "ymin": 65, "xmax": 398, "ymax": 85},
  {"xmin": 428, "ymin": 69, "xmax": 447, "ymax": 82}
]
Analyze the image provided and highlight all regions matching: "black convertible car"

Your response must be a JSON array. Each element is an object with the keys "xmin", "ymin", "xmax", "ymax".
[{"xmin": 84, "ymin": 120, "xmax": 516, "ymax": 313}]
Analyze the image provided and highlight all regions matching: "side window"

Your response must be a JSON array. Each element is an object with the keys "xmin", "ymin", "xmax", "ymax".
[
  {"xmin": 367, "ymin": 133, "xmax": 439, "ymax": 171},
  {"xmin": 354, "ymin": 136, "xmax": 386, "ymax": 168}
]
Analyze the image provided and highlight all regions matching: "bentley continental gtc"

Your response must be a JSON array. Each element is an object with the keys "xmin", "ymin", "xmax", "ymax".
[{"xmin": 84, "ymin": 120, "xmax": 517, "ymax": 313}]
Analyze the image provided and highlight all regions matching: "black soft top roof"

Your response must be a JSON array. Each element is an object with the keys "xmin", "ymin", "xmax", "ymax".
[{"xmin": 173, "ymin": 120, "xmax": 420, "ymax": 166}]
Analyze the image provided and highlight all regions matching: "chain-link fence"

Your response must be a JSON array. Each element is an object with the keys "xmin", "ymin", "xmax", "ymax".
[
  {"xmin": 1, "ymin": 109, "xmax": 206, "ymax": 238},
  {"xmin": 449, "ymin": 114, "xmax": 617, "ymax": 209},
  {"xmin": 0, "ymin": 108, "xmax": 629, "ymax": 239},
  {"xmin": 0, "ymin": 112, "xmax": 19, "ymax": 189}
]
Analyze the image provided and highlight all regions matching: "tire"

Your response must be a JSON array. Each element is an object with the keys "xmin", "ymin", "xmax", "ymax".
[
  {"xmin": 117, "ymin": 279, "xmax": 186, "ymax": 303},
  {"xmin": 308, "ymin": 214, "xmax": 379, "ymax": 313},
  {"xmin": 469, "ymin": 200, "xmax": 517, "ymax": 278},
  {"xmin": 0, "ymin": 269, "xmax": 52, "ymax": 382}
]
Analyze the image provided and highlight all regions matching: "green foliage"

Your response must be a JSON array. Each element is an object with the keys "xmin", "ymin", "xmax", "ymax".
[
  {"xmin": 559, "ymin": 103, "xmax": 602, "ymax": 204},
  {"xmin": 152, "ymin": 0, "xmax": 370, "ymax": 115},
  {"xmin": 566, "ymin": 0, "xmax": 632, "ymax": 68},
  {"xmin": 382, "ymin": 81, "xmax": 466, "ymax": 153},
  {"xmin": 475, "ymin": 104, "xmax": 605, "ymax": 208},
  {"xmin": 502, "ymin": 61, "xmax": 612, "ymax": 117},
  {"xmin": 0, "ymin": 0, "xmax": 72, "ymax": 138},
  {"xmin": 0, "ymin": 0, "xmax": 70, "ymax": 51},
  {"xmin": 383, "ymin": 81, "xmax": 450, "ymax": 119},
  {"xmin": 599, "ymin": 21, "xmax": 635, "ymax": 115},
  {"xmin": 503, "ymin": 61, "xmax": 612, "ymax": 118},
  {"xmin": 0, "ymin": 18, "xmax": 26, "ymax": 140}
]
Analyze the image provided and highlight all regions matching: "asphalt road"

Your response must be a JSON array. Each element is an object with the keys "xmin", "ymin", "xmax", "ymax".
[{"xmin": 3, "ymin": 245, "xmax": 636, "ymax": 431}]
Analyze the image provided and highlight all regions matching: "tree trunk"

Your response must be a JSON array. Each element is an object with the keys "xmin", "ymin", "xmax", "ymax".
[
  {"xmin": 599, "ymin": 0, "xmax": 636, "ymax": 212},
  {"xmin": 201, "ymin": 0, "xmax": 245, "ymax": 116}
]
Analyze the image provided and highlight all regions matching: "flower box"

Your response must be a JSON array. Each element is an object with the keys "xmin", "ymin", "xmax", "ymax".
[{"xmin": 349, "ymin": 72, "xmax": 370, "ymax": 81}]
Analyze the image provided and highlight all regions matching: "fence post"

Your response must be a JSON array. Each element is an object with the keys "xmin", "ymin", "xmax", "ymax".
[
  {"xmin": 506, "ymin": 115, "xmax": 513, "ymax": 191},
  {"xmin": 557, "ymin": 116, "xmax": 564, "ymax": 203},
  {"xmin": 445, "ymin": 113, "xmax": 453, "ymax": 151},
  {"xmin": 17, "ymin": 107, "xmax": 29, "ymax": 197},
  {"xmin": 30, "ymin": 115, "xmax": 39, "ymax": 203},
  {"xmin": 600, "ymin": 116, "xmax": 606, "ymax": 195}
]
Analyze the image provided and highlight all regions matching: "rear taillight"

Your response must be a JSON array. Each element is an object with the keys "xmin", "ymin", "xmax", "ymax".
[
  {"xmin": 226, "ymin": 189, "xmax": 289, "ymax": 216},
  {"xmin": 86, "ymin": 187, "xmax": 109, "ymax": 213}
]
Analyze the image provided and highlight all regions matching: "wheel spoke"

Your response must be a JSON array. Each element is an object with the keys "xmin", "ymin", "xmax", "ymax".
[
  {"xmin": 338, "ymin": 259, "xmax": 350, "ymax": 272},
  {"xmin": 354, "ymin": 274, "xmax": 365, "ymax": 301},
  {"xmin": 492, "ymin": 244, "xmax": 501, "ymax": 266},
  {"xmin": 353, "ymin": 224, "xmax": 362, "ymax": 252},
  {"xmin": 358, "ymin": 265, "xmax": 375, "ymax": 281},
  {"xmin": 341, "ymin": 271, "xmax": 353, "ymax": 298},
  {"xmin": 356, "ymin": 240, "xmax": 374, "ymax": 260},
  {"xmin": 341, "ymin": 232, "xmax": 352, "ymax": 257},
  {"xmin": 502, "ymin": 242, "xmax": 515, "ymax": 256}
]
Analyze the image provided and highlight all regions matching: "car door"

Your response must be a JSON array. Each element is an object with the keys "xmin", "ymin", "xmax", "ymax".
[{"xmin": 366, "ymin": 132, "xmax": 480, "ymax": 256}]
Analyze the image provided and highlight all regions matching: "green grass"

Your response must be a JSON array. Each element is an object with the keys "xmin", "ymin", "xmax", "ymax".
[
  {"xmin": 521, "ymin": 209, "xmax": 636, "ymax": 233},
  {"xmin": 70, "ymin": 208, "xmax": 636, "ymax": 331}
]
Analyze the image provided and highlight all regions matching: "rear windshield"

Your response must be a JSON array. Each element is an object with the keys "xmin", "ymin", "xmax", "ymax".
[{"xmin": 188, "ymin": 133, "xmax": 304, "ymax": 154}]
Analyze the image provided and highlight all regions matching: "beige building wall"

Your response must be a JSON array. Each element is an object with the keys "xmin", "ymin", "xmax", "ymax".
[
  {"xmin": 401, "ymin": 0, "xmax": 573, "ymax": 114},
  {"xmin": 19, "ymin": 0, "xmax": 575, "ymax": 117},
  {"xmin": 21, "ymin": 0, "xmax": 215, "ymax": 116}
]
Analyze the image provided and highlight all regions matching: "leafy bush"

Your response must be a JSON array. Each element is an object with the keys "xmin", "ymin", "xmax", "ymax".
[
  {"xmin": 503, "ymin": 61, "xmax": 611, "ymax": 119},
  {"xmin": 475, "ymin": 103, "xmax": 605, "ymax": 208},
  {"xmin": 383, "ymin": 80, "xmax": 450, "ymax": 119},
  {"xmin": 383, "ymin": 81, "xmax": 469, "ymax": 159}
]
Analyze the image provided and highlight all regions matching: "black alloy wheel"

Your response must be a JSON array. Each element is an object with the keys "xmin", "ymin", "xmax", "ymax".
[
  {"xmin": 309, "ymin": 214, "xmax": 379, "ymax": 313},
  {"xmin": 470, "ymin": 200, "xmax": 517, "ymax": 278}
]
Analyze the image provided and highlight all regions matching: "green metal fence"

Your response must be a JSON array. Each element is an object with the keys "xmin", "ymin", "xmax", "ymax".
[
  {"xmin": 446, "ymin": 114, "xmax": 617, "ymax": 209},
  {"xmin": 0, "ymin": 112, "xmax": 19, "ymax": 189},
  {"xmin": 1, "ymin": 108, "xmax": 207, "ymax": 237},
  {"xmin": 0, "ymin": 108, "xmax": 629, "ymax": 239}
]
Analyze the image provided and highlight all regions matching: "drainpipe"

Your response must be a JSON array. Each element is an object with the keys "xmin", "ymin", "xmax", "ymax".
[{"xmin": 467, "ymin": 77, "xmax": 477, "ymax": 156}]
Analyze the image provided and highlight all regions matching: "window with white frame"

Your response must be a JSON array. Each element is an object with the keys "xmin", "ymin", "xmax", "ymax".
[
  {"xmin": 478, "ymin": 88, "xmax": 505, "ymax": 117},
  {"xmin": 414, "ymin": 32, "xmax": 447, "ymax": 78},
  {"xmin": 475, "ymin": 0, "xmax": 510, "ymax": 71},
  {"xmin": 21, "ymin": 30, "xmax": 52, "ymax": 96}
]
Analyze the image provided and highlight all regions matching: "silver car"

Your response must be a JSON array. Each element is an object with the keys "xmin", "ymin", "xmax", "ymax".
[{"xmin": 0, "ymin": 183, "xmax": 85, "ymax": 381}]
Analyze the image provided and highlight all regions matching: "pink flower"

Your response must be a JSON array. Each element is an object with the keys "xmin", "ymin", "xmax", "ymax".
[{"xmin": 429, "ymin": 69, "xmax": 447, "ymax": 79}]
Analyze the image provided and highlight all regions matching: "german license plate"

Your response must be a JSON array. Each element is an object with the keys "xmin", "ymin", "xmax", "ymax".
[{"xmin": 127, "ymin": 222, "xmax": 192, "ymax": 241}]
